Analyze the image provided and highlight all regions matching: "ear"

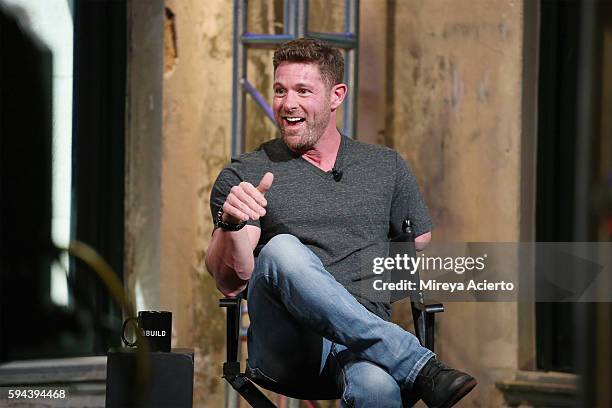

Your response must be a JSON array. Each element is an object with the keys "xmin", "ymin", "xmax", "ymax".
[{"xmin": 329, "ymin": 83, "xmax": 347, "ymax": 110}]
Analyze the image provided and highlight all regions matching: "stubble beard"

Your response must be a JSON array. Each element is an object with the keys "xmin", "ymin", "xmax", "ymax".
[
  {"xmin": 279, "ymin": 104, "xmax": 330, "ymax": 154},
  {"xmin": 280, "ymin": 123, "xmax": 322, "ymax": 153}
]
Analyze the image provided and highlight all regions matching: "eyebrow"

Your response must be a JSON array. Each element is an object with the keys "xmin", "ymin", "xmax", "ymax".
[{"xmin": 273, "ymin": 81, "xmax": 315, "ymax": 88}]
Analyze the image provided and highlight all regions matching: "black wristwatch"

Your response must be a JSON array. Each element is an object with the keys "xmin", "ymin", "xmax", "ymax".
[{"xmin": 215, "ymin": 208, "xmax": 247, "ymax": 231}]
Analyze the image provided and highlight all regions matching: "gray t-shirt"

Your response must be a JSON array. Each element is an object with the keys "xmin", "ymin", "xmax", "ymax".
[{"xmin": 210, "ymin": 136, "xmax": 432, "ymax": 320}]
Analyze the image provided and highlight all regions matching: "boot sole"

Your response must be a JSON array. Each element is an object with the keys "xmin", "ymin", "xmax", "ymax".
[{"xmin": 438, "ymin": 376, "xmax": 477, "ymax": 408}]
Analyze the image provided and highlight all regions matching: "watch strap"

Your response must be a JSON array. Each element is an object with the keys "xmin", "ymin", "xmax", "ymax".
[{"xmin": 215, "ymin": 208, "xmax": 247, "ymax": 231}]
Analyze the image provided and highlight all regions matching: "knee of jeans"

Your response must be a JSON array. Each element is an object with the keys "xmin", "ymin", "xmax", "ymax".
[
  {"xmin": 344, "ymin": 363, "xmax": 400, "ymax": 405},
  {"xmin": 257, "ymin": 234, "xmax": 308, "ymax": 271}
]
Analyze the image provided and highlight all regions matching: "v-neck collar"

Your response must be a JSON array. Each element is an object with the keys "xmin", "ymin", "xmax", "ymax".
[{"xmin": 284, "ymin": 133, "xmax": 348, "ymax": 180}]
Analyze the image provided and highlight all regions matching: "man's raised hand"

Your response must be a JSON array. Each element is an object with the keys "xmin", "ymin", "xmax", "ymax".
[{"xmin": 222, "ymin": 172, "xmax": 274, "ymax": 224}]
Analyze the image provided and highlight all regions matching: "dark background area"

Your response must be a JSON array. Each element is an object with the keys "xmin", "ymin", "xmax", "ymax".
[
  {"xmin": 536, "ymin": 2, "xmax": 612, "ymax": 406},
  {"xmin": 0, "ymin": 0, "xmax": 126, "ymax": 362}
]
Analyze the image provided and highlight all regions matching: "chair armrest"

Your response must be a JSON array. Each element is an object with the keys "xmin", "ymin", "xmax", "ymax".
[
  {"xmin": 411, "ymin": 300, "xmax": 444, "ymax": 314},
  {"xmin": 219, "ymin": 296, "xmax": 241, "ymax": 308}
]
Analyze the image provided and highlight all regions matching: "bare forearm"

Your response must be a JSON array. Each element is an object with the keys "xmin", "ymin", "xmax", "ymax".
[
  {"xmin": 205, "ymin": 227, "xmax": 257, "ymax": 296},
  {"xmin": 206, "ymin": 172, "xmax": 272, "ymax": 295}
]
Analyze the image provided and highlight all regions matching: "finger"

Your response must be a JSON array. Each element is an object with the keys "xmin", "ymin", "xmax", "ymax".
[
  {"xmin": 256, "ymin": 172, "xmax": 274, "ymax": 194},
  {"xmin": 227, "ymin": 192, "xmax": 260, "ymax": 220},
  {"xmin": 226, "ymin": 194, "xmax": 258, "ymax": 221},
  {"xmin": 241, "ymin": 182, "xmax": 267, "ymax": 208},
  {"xmin": 232, "ymin": 186, "xmax": 266, "ymax": 217},
  {"xmin": 222, "ymin": 202, "xmax": 250, "ymax": 223}
]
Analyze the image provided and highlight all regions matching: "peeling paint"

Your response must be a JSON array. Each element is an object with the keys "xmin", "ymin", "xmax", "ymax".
[
  {"xmin": 208, "ymin": 34, "xmax": 222, "ymax": 59},
  {"xmin": 412, "ymin": 65, "xmax": 420, "ymax": 84},
  {"xmin": 449, "ymin": 59, "xmax": 464, "ymax": 111},
  {"xmin": 410, "ymin": 43, "xmax": 423, "ymax": 59},
  {"xmin": 442, "ymin": 22, "xmax": 480, "ymax": 39},
  {"xmin": 438, "ymin": 55, "xmax": 446, "ymax": 71},
  {"xmin": 499, "ymin": 22, "xmax": 509, "ymax": 41},
  {"xmin": 164, "ymin": 7, "xmax": 178, "ymax": 77},
  {"xmin": 477, "ymin": 70, "xmax": 490, "ymax": 103}
]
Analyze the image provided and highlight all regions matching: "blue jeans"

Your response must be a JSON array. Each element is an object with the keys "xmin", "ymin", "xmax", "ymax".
[{"xmin": 247, "ymin": 234, "xmax": 434, "ymax": 407}]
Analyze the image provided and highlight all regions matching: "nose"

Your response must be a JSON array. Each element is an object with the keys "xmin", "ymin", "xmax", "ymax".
[{"xmin": 281, "ymin": 91, "xmax": 298, "ymax": 112}]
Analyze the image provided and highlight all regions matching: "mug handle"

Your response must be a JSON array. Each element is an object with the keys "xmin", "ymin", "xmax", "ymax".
[{"xmin": 121, "ymin": 317, "xmax": 139, "ymax": 347}]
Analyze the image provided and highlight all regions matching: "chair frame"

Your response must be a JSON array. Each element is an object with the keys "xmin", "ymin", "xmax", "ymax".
[{"xmin": 219, "ymin": 220, "xmax": 443, "ymax": 408}]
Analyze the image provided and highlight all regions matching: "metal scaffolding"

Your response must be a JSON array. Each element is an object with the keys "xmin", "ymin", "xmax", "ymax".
[{"xmin": 231, "ymin": 0, "xmax": 360, "ymax": 158}]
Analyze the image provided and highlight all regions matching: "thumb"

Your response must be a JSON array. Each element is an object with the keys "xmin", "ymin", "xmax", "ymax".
[{"xmin": 256, "ymin": 172, "xmax": 274, "ymax": 194}]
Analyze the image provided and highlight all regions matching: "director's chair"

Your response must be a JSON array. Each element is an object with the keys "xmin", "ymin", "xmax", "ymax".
[{"xmin": 219, "ymin": 220, "xmax": 443, "ymax": 407}]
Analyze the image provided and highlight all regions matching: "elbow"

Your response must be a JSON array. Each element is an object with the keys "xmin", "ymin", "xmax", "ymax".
[
  {"xmin": 218, "ymin": 283, "xmax": 247, "ymax": 298},
  {"xmin": 414, "ymin": 231, "xmax": 431, "ymax": 251},
  {"xmin": 204, "ymin": 248, "xmax": 251, "ymax": 296},
  {"xmin": 216, "ymin": 269, "xmax": 250, "ymax": 297},
  {"xmin": 204, "ymin": 249, "xmax": 216, "ymax": 277},
  {"xmin": 233, "ymin": 259, "xmax": 255, "ymax": 280}
]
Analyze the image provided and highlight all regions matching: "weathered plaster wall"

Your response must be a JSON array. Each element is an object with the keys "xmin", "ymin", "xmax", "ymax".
[
  {"xmin": 390, "ymin": 0, "xmax": 523, "ymax": 242},
  {"xmin": 161, "ymin": 0, "xmax": 232, "ymax": 406},
  {"xmin": 357, "ymin": 0, "xmax": 387, "ymax": 145},
  {"xmin": 389, "ymin": 1, "xmax": 525, "ymax": 405}
]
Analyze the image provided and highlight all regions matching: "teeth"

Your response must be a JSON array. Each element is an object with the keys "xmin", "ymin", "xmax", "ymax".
[{"xmin": 286, "ymin": 117, "xmax": 302, "ymax": 122}]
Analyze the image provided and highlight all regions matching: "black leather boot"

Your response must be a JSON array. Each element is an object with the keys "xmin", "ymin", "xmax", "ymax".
[{"xmin": 411, "ymin": 357, "xmax": 477, "ymax": 408}]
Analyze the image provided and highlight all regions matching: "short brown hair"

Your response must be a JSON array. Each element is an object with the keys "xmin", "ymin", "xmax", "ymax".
[{"xmin": 273, "ymin": 38, "xmax": 344, "ymax": 88}]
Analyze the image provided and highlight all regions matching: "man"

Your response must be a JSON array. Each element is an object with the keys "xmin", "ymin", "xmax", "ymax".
[{"xmin": 206, "ymin": 38, "xmax": 476, "ymax": 407}]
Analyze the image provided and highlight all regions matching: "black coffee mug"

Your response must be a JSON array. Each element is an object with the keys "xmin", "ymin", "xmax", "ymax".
[{"xmin": 122, "ymin": 311, "xmax": 172, "ymax": 352}]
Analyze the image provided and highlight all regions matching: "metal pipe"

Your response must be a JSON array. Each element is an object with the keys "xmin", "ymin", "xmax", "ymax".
[
  {"xmin": 342, "ymin": 0, "xmax": 359, "ymax": 139},
  {"xmin": 231, "ymin": 0, "xmax": 247, "ymax": 158},
  {"xmin": 241, "ymin": 78, "xmax": 276, "ymax": 125},
  {"xmin": 296, "ymin": 0, "xmax": 308, "ymax": 38},
  {"xmin": 284, "ymin": 0, "xmax": 296, "ymax": 36},
  {"xmin": 307, "ymin": 32, "xmax": 357, "ymax": 49},
  {"xmin": 241, "ymin": 33, "xmax": 295, "ymax": 48}
]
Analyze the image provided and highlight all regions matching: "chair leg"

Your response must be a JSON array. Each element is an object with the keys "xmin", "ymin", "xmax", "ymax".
[
  {"xmin": 425, "ymin": 311, "xmax": 436, "ymax": 353},
  {"xmin": 224, "ymin": 374, "xmax": 277, "ymax": 408},
  {"xmin": 221, "ymin": 297, "xmax": 277, "ymax": 408},
  {"xmin": 410, "ymin": 299, "xmax": 444, "ymax": 352},
  {"xmin": 410, "ymin": 301, "xmax": 426, "ymax": 347}
]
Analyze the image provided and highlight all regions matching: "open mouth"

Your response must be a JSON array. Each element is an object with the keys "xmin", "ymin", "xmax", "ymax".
[{"xmin": 283, "ymin": 116, "xmax": 305, "ymax": 127}]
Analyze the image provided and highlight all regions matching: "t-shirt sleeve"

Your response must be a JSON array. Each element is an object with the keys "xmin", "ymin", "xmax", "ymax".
[
  {"xmin": 209, "ymin": 164, "xmax": 262, "ymax": 230},
  {"xmin": 389, "ymin": 152, "xmax": 433, "ymax": 238}
]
